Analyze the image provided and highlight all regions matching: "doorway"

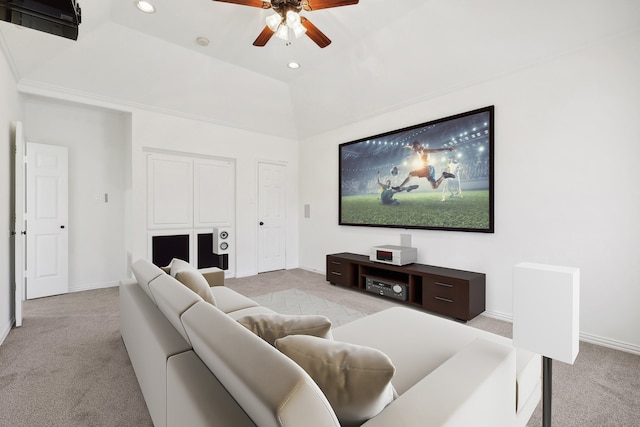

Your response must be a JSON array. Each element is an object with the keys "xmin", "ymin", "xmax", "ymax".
[
  {"xmin": 25, "ymin": 142, "xmax": 69, "ymax": 299},
  {"xmin": 257, "ymin": 162, "xmax": 287, "ymax": 273}
]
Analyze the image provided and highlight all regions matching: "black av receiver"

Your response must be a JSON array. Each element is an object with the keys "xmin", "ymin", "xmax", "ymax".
[{"xmin": 364, "ymin": 276, "xmax": 408, "ymax": 301}]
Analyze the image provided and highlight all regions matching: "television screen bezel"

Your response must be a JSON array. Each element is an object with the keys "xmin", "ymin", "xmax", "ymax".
[{"xmin": 338, "ymin": 106, "xmax": 495, "ymax": 233}]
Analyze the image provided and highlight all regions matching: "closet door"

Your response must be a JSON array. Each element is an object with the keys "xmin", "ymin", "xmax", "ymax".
[
  {"xmin": 146, "ymin": 153, "xmax": 236, "ymax": 277},
  {"xmin": 193, "ymin": 158, "xmax": 234, "ymax": 228},
  {"xmin": 147, "ymin": 154, "xmax": 193, "ymax": 229}
]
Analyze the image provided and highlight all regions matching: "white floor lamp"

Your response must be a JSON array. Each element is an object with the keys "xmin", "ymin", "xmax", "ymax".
[{"xmin": 513, "ymin": 262, "xmax": 580, "ymax": 427}]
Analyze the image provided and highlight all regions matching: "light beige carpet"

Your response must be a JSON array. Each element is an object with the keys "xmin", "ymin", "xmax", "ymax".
[{"xmin": 0, "ymin": 268, "xmax": 638, "ymax": 426}]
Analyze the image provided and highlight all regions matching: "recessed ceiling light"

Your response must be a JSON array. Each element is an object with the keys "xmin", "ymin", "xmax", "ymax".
[
  {"xmin": 135, "ymin": 1, "xmax": 156, "ymax": 14},
  {"xmin": 287, "ymin": 62, "xmax": 300, "ymax": 69},
  {"xmin": 196, "ymin": 37, "xmax": 210, "ymax": 47}
]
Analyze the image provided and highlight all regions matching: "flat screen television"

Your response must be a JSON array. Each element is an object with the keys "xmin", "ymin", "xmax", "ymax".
[{"xmin": 339, "ymin": 106, "xmax": 494, "ymax": 233}]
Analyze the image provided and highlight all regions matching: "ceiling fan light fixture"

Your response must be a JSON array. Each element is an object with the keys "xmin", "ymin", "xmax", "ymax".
[
  {"xmin": 275, "ymin": 24, "xmax": 289, "ymax": 41},
  {"xmin": 285, "ymin": 10, "xmax": 301, "ymax": 27},
  {"xmin": 292, "ymin": 23, "xmax": 307, "ymax": 39},
  {"xmin": 266, "ymin": 13, "xmax": 282, "ymax": 32}
]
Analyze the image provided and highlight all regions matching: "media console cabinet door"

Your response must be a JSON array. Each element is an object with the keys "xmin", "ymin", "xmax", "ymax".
[
  {"xmin": 326, "ymin": 255, "xmax": 356, "ymax": 287},
  {"xmin": 422, "ymin": 276, "xmax": 470, "ymax": 320}
]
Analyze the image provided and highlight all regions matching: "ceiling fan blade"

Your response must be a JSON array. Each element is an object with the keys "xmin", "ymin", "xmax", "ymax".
[
  {"xmin": 253, "ymin": 26, "xmax": 275, "ymax": 47},
  {"xmin": 301, "ymin": 17, "xmax": 331, "ymax": 48},
  {"xmin": 302, "ymin": 0, "xmax": 358, "ymax": 11},
  {"xmin": 212, "ymin": 0, "xmax": 271, "ymax": 9}
]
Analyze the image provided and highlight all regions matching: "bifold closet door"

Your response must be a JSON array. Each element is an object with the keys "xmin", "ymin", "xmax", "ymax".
[{"xmin": 147, "ymin": 154, "xmax": 193, "ymax": 229}]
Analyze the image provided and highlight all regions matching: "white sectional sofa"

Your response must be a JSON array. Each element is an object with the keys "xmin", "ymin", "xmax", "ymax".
[{"xmin": 120, "ymin": 258, "xmax": 541, "ymax": 427}]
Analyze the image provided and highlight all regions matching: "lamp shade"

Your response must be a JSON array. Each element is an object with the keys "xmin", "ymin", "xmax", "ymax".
[
  {"xmin": 266, "ymin": 13, "xmax": 282, "ymax": 32},
  {"xmin": 513, "ymin": 262, "xmax": 580, "ymax": 365}
]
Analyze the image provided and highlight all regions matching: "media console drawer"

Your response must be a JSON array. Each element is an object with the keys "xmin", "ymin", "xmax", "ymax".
[
  {"xmin": 326, "ymin": 255, "xmax": 356, "ymax": 287},
  {"xmin": 326, "ymin": 253, "xmax": 485, "ymax": 321}
]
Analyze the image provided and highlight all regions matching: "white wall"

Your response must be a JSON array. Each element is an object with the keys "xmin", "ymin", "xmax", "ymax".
[
  {"xmin": 3, "ymin": 93, "xmax": 299, "ymax": 308},
  {"xmin": 0, "ymin": 43, "xmax": 23, "ymax": 343},
  {"xmin": 129, "ymin": 110, "xmax": 299, "ymax": 278},
  {"xmin": 299, "ymin": 31, "xmax": 640, "ymax": 353},
  {"xmin": 24, "ymin": 97, "xmax": 129, "ymax": 291}
]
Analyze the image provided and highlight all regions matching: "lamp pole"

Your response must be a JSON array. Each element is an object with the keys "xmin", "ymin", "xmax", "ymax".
[{"xmin": 543, "ymin": 356, "xmax": 552, "ymax": 427}]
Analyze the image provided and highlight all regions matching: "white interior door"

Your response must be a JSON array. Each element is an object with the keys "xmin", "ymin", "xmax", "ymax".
[
  {"xmin": 258, "ymin": 162, "xmax": 287, "ymax": 273},
  {"xmin": 13, "ymin": 122, "xmax": 25, "ymax": 326},
  {"xmin": 26, "ymin": 142, "xmax": 69, "ymax": 299}
]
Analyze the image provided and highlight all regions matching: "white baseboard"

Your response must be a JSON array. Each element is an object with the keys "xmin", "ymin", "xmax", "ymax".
[
  {"xmin": 298, "ymin": 264, "xmax": 324, "ymax": 274},
  {"xmin": 580, "ymin": 332, "xmax": 640, "ymax": 356},
  {"xmin": 68, "ymin": 280, "xmax": 118, "ymax": 293},
  {"xmin": 482, "ymin": 309, "xmax": 513, "ymax": 323}
]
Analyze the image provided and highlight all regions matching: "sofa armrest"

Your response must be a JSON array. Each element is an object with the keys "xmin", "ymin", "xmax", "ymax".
[
  {"xmin": 199, "ymin": 267, "xmax": 225, "ymax": 287},
  {"xmin": 362, "ymin": 338, "xmax": 516, "ymax": 427}
]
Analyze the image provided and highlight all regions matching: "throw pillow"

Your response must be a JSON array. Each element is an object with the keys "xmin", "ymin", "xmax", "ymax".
[
  {"xmin": 237, "ymin": 313, "xmax": 333, "ymax": 346},
  {"xmin": 169, "ymin": 258, "xmax": 195, "ymax": 277},
  {"xmin": 274, "ymin": 335, "xmax": 397, "ymax": 427},
  {"xmin": 174, "ymin": 269, "xmax": 217, "ymax": 306}
]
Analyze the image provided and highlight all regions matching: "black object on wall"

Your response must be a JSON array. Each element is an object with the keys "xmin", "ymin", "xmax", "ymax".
[
  {"xmin": 0, "ymin": 0, "xmax": 82, "ymax": 40},
  {"xmin": 152, "ymin": 234, "xmax": 189, "ymax": 268},
  {"xmin": 198, "ymin": 233, "xmax": 228, "ymax": 270}
]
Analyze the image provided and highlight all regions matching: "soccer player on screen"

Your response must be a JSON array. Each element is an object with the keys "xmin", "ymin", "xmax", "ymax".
[
  {"xmin": 441, "ymin": 158, "xmax": 463, "ymax": 201},
  {"xmin": 395, "ymin": 141, "xmax": 456, "ymax": 190},
  {"xmin": 376, "ymin": 171, "xmax": 417, "ymax": 205}
]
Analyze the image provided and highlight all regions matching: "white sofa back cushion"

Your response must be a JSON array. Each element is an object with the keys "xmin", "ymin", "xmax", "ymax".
[
  {"xmin": 181, "ymin": 302, "xmax": 340, "ymax": 427},
  {"xmin": 131, "ymin": 259, "xmax": 165, "ymax": 304},
  {"xmin": 149, "ymin": 274, "xmax": 203, "ymax": 344}
]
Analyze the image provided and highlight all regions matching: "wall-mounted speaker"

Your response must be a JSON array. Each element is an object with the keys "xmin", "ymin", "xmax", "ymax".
[{"xmin": 212, "ymin": 227, "xmax": 231, "ymax": 255}]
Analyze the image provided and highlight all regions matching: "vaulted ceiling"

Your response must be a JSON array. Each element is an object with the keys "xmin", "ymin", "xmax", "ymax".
[{"xmin": 1, "ymin": 0, "xmax": 637, "ymax": 139}]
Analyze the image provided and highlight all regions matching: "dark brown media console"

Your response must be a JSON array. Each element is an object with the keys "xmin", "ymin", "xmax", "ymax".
[{"xmin": 326, "ymin": 253, "xmax": 486, "ymax": 321}]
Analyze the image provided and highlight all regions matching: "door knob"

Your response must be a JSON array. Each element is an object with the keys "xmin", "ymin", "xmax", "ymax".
[
  {"xmin": 259, "ymin": 221, "xmax": 264, "ymax": 226},
  {"xmin": 61, "ymin": 225, "xmax": 65, "ymax": 229}
]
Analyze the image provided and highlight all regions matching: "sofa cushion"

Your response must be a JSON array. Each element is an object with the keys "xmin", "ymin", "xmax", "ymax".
[
  {"xmin": 275, "ymin": 335, "xmax": 397, "ymax": 427},
  {"xmin": 148, "ymin": 274, "xmax": 203, "ymax": 344},
  {"xmin": 359, "ymin": 338, "xmax": 516, "ymax": 427},
  {"xmin": 181, "ymin": 302, "xmax": 340, "ymax": 427},
  {"xmin": 210, "ymin": 286, "xmax": 261, "ymax": 314},
  {"xmin": 237, "ymin": 313, "xmax": 333, "ymax": 346},
  {"xmin": 131, "ymin": 258, "xmax": 166, "ymax": 303},
  {"xmin": 333, "ymin": 307, "xmax": 530, "ymax": 395},
  {"xmin": 175, "ymin": 269, "xmax": 217, "ymax": 306}
]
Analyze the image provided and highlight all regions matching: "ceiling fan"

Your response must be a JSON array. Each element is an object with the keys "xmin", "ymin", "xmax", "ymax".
[{"xmin": 212, "ymin": 0, "xmax": 359, "ymax": 48}]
